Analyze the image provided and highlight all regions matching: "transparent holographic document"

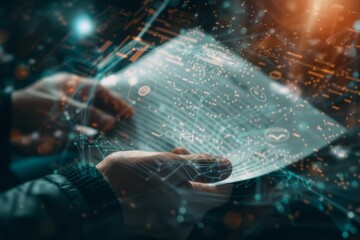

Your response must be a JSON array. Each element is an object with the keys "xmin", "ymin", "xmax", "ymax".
[{"xmin": 103, "ymin": 30, "xmax": 346, "ymax": 184}]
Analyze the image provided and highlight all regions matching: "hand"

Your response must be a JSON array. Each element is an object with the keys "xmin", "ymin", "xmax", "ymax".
[
  {"xmin": 11, "ymin": 73, "xmax": 133, "ymax": 154},
  {"xmin": 97, "ymin": 148, "xmax": 233, "ymax": 240}
]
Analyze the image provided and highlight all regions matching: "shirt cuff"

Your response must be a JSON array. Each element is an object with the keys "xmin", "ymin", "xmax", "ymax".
[{"xmin": 58, "ymin": 163, "xmax": 123, "ymax": 225}]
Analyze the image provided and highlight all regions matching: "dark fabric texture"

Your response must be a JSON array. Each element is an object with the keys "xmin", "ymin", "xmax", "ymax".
[
  {"xmin": 58, "ymin": 163, "xmax": 123, "ymax": 226},
  {"xmin": 0, "ymin": 164, "xmax": 124, "ymax": 240},
  {"xmin": 0, "ymin": 91, "xmax": 12, "ymax": 168},
  {"xmin": 0, "ymin": 91, "xmax": 20, "ymax": 191}
]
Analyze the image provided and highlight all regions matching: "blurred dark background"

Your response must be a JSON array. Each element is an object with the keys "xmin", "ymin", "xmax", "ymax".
[{"xmin": 0, "ymin": 1, "xmax": 359, "ymax": 239}]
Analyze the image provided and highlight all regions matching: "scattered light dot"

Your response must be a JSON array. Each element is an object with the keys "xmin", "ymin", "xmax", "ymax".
[
  {"xmin": 348, "ymin": 211, "xmax": 355, "ymax": 219},
  {"xmin": 73, "ymin": 15, "xmax": 94, "ymax": 36},
  {"xmin": 316, "ymin": 182, "xmax": 325, "ymax": 190},
  {"xmin": 179, "ymin": 207, "xmax": 186, "ymax": 214},
  {"xmin": 129, "ymin": 76, "xmax": 138, "ymax": 86},
  {"xmin": 331, "ymin": 146, "xmax": 348, "ymax": 159},
  {"xmin": 222, "ymin": 1, "xmax": 230, "ymax": 9},
  {"xmin": 176, "ymin": 215, "xmax": 184, "ymax": 223},
  {"xmin": 276, "ymin": 203, "xmax": 285, "ymax": 213},
  {"xmin": 101, "ymin": 75, "xmax": 117, "ymax": 86},
  {"xmin": 197, "ymin": 222, "xmax": 204, "ymax": 229}
]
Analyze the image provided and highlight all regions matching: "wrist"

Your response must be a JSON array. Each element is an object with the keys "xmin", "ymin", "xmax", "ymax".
[
  {"xmin": 96, "ymin": 158, "xmax": 126, "ymax": 200},
  {"xmin": 59, "ymin": 163, "xmax": 121, "ymax": 217}
]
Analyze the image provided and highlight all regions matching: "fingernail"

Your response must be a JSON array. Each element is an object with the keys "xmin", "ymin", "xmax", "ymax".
[
  {"xmin": 125, "ymin": 108, "xmax": 134, "ymax": 118},
  {"xmin": 214, "ymin": 157, "xmax": 232, "ymax": 169},
  {"xmin": 172, "ymin": 147, "xmax": 191, "ymax": 155}
]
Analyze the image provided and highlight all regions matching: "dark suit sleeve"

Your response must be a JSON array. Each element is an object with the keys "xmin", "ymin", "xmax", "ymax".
[
  {"xmin": 0, "ymin": 163, "xmax": 124, "ymax": 240},
  {"xmin": 0, "ymin": 91, "xmax": 12, "ymax": 168},
  {"xmin": 0, "ymin": 91, "xmax": 21, "ymax": 190}
]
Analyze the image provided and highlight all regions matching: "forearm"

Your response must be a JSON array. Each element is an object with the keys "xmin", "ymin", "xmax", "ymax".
[{"xmin": 0, "ymin": 163, "xmax": 124, "ymax": 239}]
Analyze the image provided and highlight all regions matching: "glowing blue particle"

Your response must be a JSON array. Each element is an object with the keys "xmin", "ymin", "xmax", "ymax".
[
  {"xmin": 353, "ymin": 20, "xmax": 360, "ymax": 31},
  {"xmin": 282, "ymin": 195, "xmax": 289, "ymax": 204},
  {"xmin": 179, "ymin": 207, "xmax": 186, "ymax": 214},
  {"xmin": 254, "ymin": 194, "xmax": 261, "ymax": 201},
  {"xmin": 73, "ymin": 15, "xmax": 94, "ymax": 36},
  {"xmin": 298, "ymin": 122, "xmax": 308, "ymax": 131},
  {"xmin": 240, "ymin": 27, "xmax": 247, "ymax": 35},
  {"xmin": 348, "ymin": 82, "xmax": 356, "ymax": 88},
  {"xmin": 197, "ymin": 222, "xmax": 204, "ymax": 229},
  {"xmin": 342, "ymin": 232, "xmax": 349, "ymax": 239},
  {"xmin": 344, "ymin": 224, "xmax": 351, "ymax": 231},
  {"xmin": 316, "ymin": 182, "xmax": 325, "ymax": 190},
  {"xmin": 275, "ymin": 203, "xmax": 285, "ymax": 213},
  {"xmin": 347, "ymin": 211, "xmax": 355, "ymax": 219},
  {"xmin": 258, "ymin": 10, "xmax": 265, "ymax": 18},
  {"xmin": 222, "ymin": 1, "xmax": 231, "ymax": 9},
  {"xmin": 346, "ymin": 48, "xmax": 357, "ymax": 58},
  {"xmin": 176, "ymin": 215, "xmax": 184, "ymax": 223},
  {"xmin": 331, "ymin": 146, "xmax": 348, "ymax": 159}
]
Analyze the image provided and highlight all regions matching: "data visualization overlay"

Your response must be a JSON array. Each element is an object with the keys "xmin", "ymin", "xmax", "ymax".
[{"xmin": 102, "ymin": 30, "xmax": 346, "ymax": 183}]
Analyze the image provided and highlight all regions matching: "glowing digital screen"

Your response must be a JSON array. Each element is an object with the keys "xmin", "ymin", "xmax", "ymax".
[{"xmin": 101, "ymin": 30, "xmax": 346, "ymax": 183}]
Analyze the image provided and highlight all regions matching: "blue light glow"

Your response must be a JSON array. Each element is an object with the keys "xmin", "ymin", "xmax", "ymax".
[{"xmin": 73, "ymin": 15, "xmax": 94, "ymax": 36}]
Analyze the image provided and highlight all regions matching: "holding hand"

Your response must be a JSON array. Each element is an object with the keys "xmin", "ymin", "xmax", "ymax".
[
  {"xmin": 97, "ymin": 149, "xmax": 233, "ymax": 240},
  {"xmin": 11, "ymin": 73, "xmax": 133, "ymax": 154}
]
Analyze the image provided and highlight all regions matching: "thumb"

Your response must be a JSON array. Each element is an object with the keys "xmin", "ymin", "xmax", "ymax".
[
  {"xmin": 172, "ymin": 147, "xmax": 191, "ymax": 155},
  {"xmin": 167, "ymin": 154, "xmax": 232, "ymax": 184}
]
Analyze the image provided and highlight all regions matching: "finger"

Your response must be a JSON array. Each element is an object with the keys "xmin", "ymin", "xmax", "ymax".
[
  {"xmin": 86, "ymin": 106, "xmax": 116, "ymax": 132},
  {"xmin": 185, "ymin": 154, "xmax": 232, "ymax": 183},
  {"xmin": 11, "ymin": 134, "xmax": 63, "ymax": 155},
  {"xmin": 172, "ymin": 147, "xmax": 191, "ymax": 155},
  {"xmin": 113, "ymin": 151, "xmax": 232, "ymax": 185},
  {"xmin": 78, "ymin": 79, "xmax": 134, "ymax": 118},
  {"xmin": 66, "ymin": 99, "xmax": 116, "ymax": 132},
  {"xmin": 161, "ymin": 153, "xmax": 232, "ymax": 184}
]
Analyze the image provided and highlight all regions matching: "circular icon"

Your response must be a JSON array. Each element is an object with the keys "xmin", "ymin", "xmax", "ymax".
[
  {"xmin": 138, "ymin": 85, "xmax": 151, "ymax": 96},
  {"xmin": 250, "ymin": 87, "xmax": 267, "ymax": 102},
  {"xmin": 264, "ymin": 127, "xmax": 290, "ymax": 143},
  {"xmin": 179, "ymin": 132, "xmax": 194, "ymax": 146}
]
